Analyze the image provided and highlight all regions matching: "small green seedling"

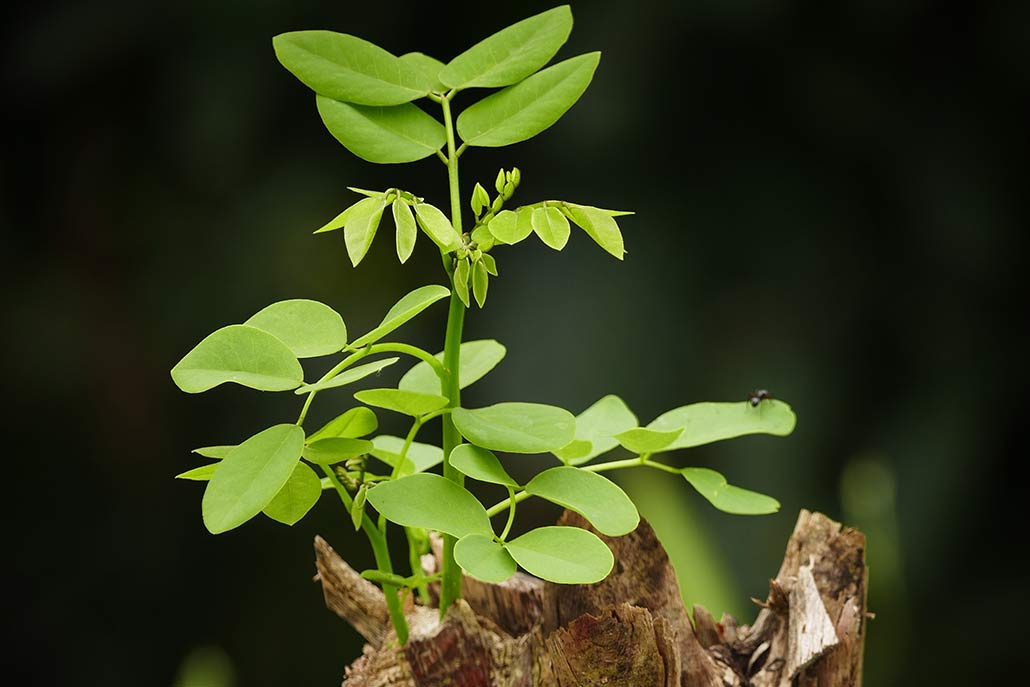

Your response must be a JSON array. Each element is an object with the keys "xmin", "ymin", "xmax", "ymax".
[{"xmin": 172, "ymin": 5, "xmax": 797, "ymax": 644}]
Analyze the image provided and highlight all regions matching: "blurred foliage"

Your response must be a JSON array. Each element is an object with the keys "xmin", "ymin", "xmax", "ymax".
[{"xmin": 2, "ymin": 0, "xmax": 1026, "ymax": 685}]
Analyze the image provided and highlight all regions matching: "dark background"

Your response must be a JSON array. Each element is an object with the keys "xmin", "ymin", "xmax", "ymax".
[{"xmin": 3, "ymin": 0, "xmax": 1027, "ymax": 684}]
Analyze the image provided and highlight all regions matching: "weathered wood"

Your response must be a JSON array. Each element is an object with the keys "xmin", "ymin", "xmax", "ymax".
[{"xmin": 315, "ymin": 509, "xmax": 867, "ymax": 686}]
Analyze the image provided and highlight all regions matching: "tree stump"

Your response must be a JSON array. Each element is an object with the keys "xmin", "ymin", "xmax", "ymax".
[{"xmin": 313, "ymin": 510, "xmax": 867, "ymax": 686}]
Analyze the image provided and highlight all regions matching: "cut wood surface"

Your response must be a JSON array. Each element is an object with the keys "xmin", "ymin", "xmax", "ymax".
[{"xmin": 314, "ymin": 509, "xmax": 867, "ymax": 686}]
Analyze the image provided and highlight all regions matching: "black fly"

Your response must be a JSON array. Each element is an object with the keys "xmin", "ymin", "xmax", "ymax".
[{"xmin": 746, "ymin": 389, "xmax": 774, "ymax": 407}]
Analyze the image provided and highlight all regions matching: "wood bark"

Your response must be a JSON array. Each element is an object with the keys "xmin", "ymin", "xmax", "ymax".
[{"xmin": 313, "ymin": 509, "xmax": 867, "ymax": 686}]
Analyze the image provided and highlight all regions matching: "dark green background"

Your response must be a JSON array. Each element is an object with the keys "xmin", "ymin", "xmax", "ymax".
[{"xmin": 4, "ymin": 1, "xmax": 1026, "ymax": 684}]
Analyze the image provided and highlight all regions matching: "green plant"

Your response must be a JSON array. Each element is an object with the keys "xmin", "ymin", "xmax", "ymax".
[{"xmin": 171, "ymin": 5, "xmax": 796, "ymax": 645}]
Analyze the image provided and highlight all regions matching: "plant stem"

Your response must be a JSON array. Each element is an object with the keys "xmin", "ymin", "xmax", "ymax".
[
  {"xmin": 499, "ymin": 486, "xmax": 517, "ymax": 541},
  {"xmin": 438, "ymin": 93, "xmax": 467, "ymax": 618},
  {"xmin": 406, "ymin": 527, "xmax": 431, "ymax": 605},
  {"xmin": 321, "ymin": 464, "xmax": 409, "ymax": 643}
]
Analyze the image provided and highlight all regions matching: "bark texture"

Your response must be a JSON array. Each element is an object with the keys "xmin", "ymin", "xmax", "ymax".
[{"xmin": 314, "ymin": 509, "xmax": 867, "ymax": 686}]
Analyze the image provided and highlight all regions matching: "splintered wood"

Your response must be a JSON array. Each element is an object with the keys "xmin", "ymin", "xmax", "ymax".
[{"xmin": 315, "ymin": 509, "xmax": 867, "ymax": 686}]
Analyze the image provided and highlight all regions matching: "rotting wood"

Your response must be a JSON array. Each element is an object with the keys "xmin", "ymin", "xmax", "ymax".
[{"xmin": 315, "ymin": 509, "xmax": 867, "ymax": 686}]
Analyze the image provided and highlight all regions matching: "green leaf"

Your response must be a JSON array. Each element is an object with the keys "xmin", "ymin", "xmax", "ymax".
[
  {"xmin": 486, "ymin": 210, "xmax": 524, "ymax": 245},
  {"xmin": 481, "ymin": 253, "xmax": 498, "ymax": 276},
  {"xmin": 273, "ymin": 31, "xmax": 432, "ymax": 105},
  {"xmin": 398, "ymin": 339, "xmax": 507, "ymax": 395},
  {"xmin": 454, "ymin": 257, "xmax": 471, "ymax": 307},
  {"xmin": 399, "ymin": 52, "xmax": 446, "ymax": 92},
  {"xmin": 295, "ymin": 358, "xmax": 400, "ymax": 394},
  {"xmin": 313, "ymin": 199, "xmax": 362, "ymax": 234},
  {"xmin": 202, "ymin": 424, "xmax": 305, "ymax": 534},
  {"xmin": 245, "ymin": 299, "xmax": 347, "ymax": 358},
  {"xmin": 561, "ymin": 203, "xmax": 626, "ymax": 259},
  {"xmin": 439, "ymin": 6, "xmax": 573, "ymax": 90},
  {"xmin": 365, "ymin": 473, "xmax": 492, "ymax": 538},
  {"xmin": 555, "ymin": 395, "xmax": 638, "ymax": 465},
  {"xmin": 370, "ymin": 435, "xmax": 443, "ymax": 475},
  {"xmin": 531, "ymin": 206, "xmax": 570, "ymax": 250},
  {"xmin": 504, "ymin": 526, "xmax": 613, "ymax": 584},
  {"xmin": 354, "ymin": 388, "xmax": 449, "ymax": 416},
  {"xmin": 176, "ymin": 464, "xmax": 218, "ymax": 481},
  {"xmin": 171, "ymin": 325, "xmax": 303, "ymax": 394},
  {"xmin": 351, "ymin": 483, "xmax": 368, "ymax": 530},
  {"xmin": 647, "ymin": 400, "xmax": 797, "ymax": 450},
  {"xmin": 449, "ymin": 444, "xmax": 518, "ymax": 486},
  {"xmin": 393, "ymin": 199, "xmax": 417, "ymax": 263},
  {"xmin": 681, "ymin": 467, "xmax": 780, "ymax": 515},
  {"xmin": 472, "ymin": 260, "xmax": 489, "ymax": 308},
  {"xmin": 304, "ymin": 437, "xmax": 374, "ymax": 464},
  {"xmin": 317, "ymin": 97, "xmax": 446, "ymax": 164},
  {"xmin": 614, "ymin": 427, "xmax": 684, "ymax": 454},
  {"xmin": 308, "ymin": 407, "xmax": 379, "ymax": 442},
  {"xmin": 471, "ymin": 183, "xmax": 490, "ymax": 217},
  {"xmin": 452, "ymin": 402, "xmax": 575, "ymax": 453},
  {"xmin": 344, "ymin": 195, "xmax": 388, "ymax": 267},
  {"xmin": 456, "ymin": 53, "xmax": 601, "ymax": 147},
  {"xmin": 524, "ymin": 467, "xmax": 638, "ymax": 536},
  {"xmin": 349, "ymin": 284, "xmax": 451, "ymax": 348},
  {"xmin": 455, "ymin": 534, "xmax": 517, "ymax": 583},
  {"xmin": 471, "ymin": 224, "xmax": 496, "ymax": 251},
  {"xmin": 193, "ymin": 446, "xmax": 234, "ymax": 459},
  {"xmin": 413, "ymin": 203, "xmax": 463, "ymax": 252},
  {"xmin": 263, "ymin": 462, "xmax": 321, "ymax": 525}
]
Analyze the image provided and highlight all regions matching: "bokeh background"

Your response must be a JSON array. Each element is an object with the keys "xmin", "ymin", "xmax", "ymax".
[{"xmin": 3, "ymin": 0, "xmax": 1027, "ymax": 684}]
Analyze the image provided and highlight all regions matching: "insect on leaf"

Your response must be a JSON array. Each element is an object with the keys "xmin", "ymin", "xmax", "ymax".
[{"xmin": 648, "ymin": 401, "xmax": 797, "ymax": 450}]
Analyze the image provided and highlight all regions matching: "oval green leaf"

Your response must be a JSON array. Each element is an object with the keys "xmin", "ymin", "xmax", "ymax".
[
  {"xmin": 454, "ymin": 257, "xmax": 471, "ymax": 307},
  {"xmin": 555, "ymin": 395, "xmax": 638, "ymax": 465},
  {"xmin": 273, "ymin": 31, "xmax": 432, "ymax": 105},
  {"xmin": 354, "ymin": 388, "xmax": 449, "ymax": 417},
  {"xmin": 504, "ymin": 526, "xmax": 613, "ymax": 584},
  {"xmin": 296, "ymin": 357, "xmax": 400, "ymax": 395},
  {"xmin": 561, "ymin": 203, "xmax": 626, "ymax": 259},
  {"xmin": 201, "ymin": 424, "xmax": 305, "ymax": 534},
  {"xmin": 681, "ymin": 467, "xmax": 780, "ymax": 515},
  {"xmin": 488, "ymin": 209, "xmax": 532, "ymax": 245},
  {"xmin": 413, "ymin": 203, "xmax": 463, "ymax": 252},
  {"xmin": 344, "ymin": 195, "xmax": 388, "ymax": 267},
  {"xmin": 647, "ymin": 400, "xmax": 797, "ymax": 450},
  {"xmin": 452, "ymin": 402, "xmax": 576, "ymax": 454},
  {"xmin": 398, "ymin": 339, "xmax": 507, "ymax": 396},
  {"xmin": 317, "ymin": 96, "xmax": 446, "ymax": 164},
  {"xmin": 449, "ymin": 444, "xmax": 518, "ymax": 487},
  {"xmin": 176, "ymin": 464, "xmax": 218, "ymax": 481},
  {"xmin": 370, "ymin": 435, "xmax": 444, "ymax": 475},
  {"xmin": 614, "ymin": 427, "xmax": 684, "ymax": 454},
  {"xmin": 531, "ymin": 206, "xmax": 570, "ymax": 250},
  {"xmin": 171, "ymin": 325, "xmax": 303, "ymax": 394},
  {"xmin": 399, "ymin": 52, "xmax": 446, "ymax": 92},
  {"xmin": 245, "ymin": 299, "xmax": 347, "ymax": 358},
  {"xmin": 304, "ymin": 437, "xmax": 374, "ymax": 464},
  {"xmin": 456, "ymin": 52, "xmax": 601, "ymax": 147},
  {"xmin": 365, "ymin": 473, "xmax": 492, "ymax": 538},
  {"xmin": 307, "ymin": 407, "xmax": 379, "ymax": 443},
  {"xmin": 524, "ymin": 466, "xmax": 638, "ymax": 536},
  {"xmin": 455, "ymin": 534, "xmax": 517, "ymax": 583},
  {"xmin": 472, "ymin": 260, "xmax": 489, "ymax": 308},
  {"xmin": 263, "ymin": 461, "xmax": 322, "ymax": 525},
  {"xmin": 393, "ymin": 199, "xmax": 417, "ymax": 263},
  {"xmin": 349, "ymin": 284, "xmax": 451, "ymax": 349},
  {"xmin": 440, "ymin": 6, "xmax": 573, "ymax": 90}
]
